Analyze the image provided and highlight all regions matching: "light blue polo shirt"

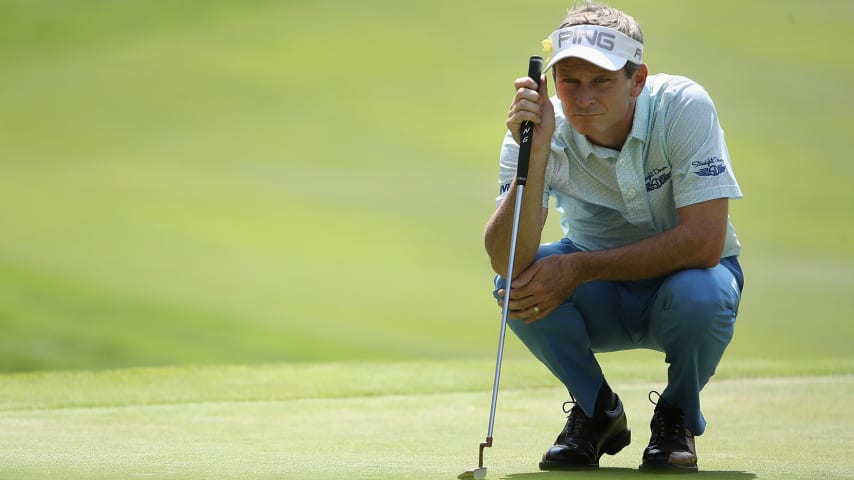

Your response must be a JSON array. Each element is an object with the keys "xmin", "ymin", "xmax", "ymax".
[{"xmin": 496, "ymin": 73, "xmax": 742, "ymax": 258}]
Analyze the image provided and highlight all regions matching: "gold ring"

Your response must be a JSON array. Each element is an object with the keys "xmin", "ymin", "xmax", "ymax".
[{"xmin": 533, "ymin": 305, "xmax": 541, "ymax": 315}]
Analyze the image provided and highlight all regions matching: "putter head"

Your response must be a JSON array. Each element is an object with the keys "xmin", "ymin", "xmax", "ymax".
[{"xmin": 457, "ymin": 467, "xmax": 487, "ymax": 480}]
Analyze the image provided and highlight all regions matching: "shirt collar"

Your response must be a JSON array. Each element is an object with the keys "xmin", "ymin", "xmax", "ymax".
[{"xmin": 628, "ymin": 84, "xmax": 651, "ymax": 144}]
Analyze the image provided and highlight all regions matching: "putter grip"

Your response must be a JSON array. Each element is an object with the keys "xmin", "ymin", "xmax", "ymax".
[{"xmin": 516, "ymin": 55, "xmax": 544, "ymax": 186}]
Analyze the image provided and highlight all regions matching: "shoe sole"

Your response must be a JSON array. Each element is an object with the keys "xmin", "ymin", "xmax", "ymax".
[
  {"xmin": 601, "ymin": 428, "xmax": 631, "ymax": 456},
  {"xmin": 538, "ymin": 428, "xmax": 631, "ymax": 471},
  {"xmin": 639, "ymin": 462, "xmax": 699, "ymax": 473},
  {"xmin": 539, "ymin": 462, "xmax": 598, "ymax": 471}
]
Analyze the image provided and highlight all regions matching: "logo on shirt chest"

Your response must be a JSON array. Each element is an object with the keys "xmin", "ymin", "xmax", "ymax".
[
  {"xmin": 645, "ymin": 166, "xmax": 672, "ymax": 192},
  {"xmin": 693, "ymin": 156, "xmax": 727, "ymax": 177}
]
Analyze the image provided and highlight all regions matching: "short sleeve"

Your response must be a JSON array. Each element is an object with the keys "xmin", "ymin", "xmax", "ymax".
[
  {"xmin": 496, "ymin": 130, "xmax": 551, "ymax": 209},
  {"xmin": 664, "ymin": 83, "xmax": 742, "ymax": 208}
]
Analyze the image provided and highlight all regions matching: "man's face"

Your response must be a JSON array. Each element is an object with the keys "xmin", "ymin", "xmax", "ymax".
[{"xmin": 553, "ymin": 58, "xmax": 646, "ymax": 149}]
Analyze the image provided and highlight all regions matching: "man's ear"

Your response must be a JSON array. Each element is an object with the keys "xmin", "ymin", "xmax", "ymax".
[{"xmin": 631, "ymin": 64, "xmax": 648, "ymax": 97}]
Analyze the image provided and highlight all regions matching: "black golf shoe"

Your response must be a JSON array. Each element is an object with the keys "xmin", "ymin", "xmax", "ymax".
[
  {"xmin": 640, "ymin": 393, "xmax": 698, "ymax": 473},
  {"xmin": 539, "ymin": 384, "xmax": 631, "ymax": 470}
]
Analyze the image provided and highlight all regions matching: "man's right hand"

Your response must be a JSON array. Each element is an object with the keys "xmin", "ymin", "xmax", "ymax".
[{"xmin": 507, "ymin": 74, "xmax": 555, "ymax": 159}]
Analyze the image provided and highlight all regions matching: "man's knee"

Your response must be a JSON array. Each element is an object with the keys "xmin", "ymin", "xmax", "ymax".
[
  {"xmin": 655, "ymin": 267, "xmax": 740, "ymax": 342},
  {"xmin": 508, "ymin": 302, "xmax": 588, "ymax": 339}
]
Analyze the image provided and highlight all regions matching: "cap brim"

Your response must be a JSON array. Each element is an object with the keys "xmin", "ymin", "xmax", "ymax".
[{"xmin": 544, "ymin": 45, "xmax": 628, "ymax": 72}]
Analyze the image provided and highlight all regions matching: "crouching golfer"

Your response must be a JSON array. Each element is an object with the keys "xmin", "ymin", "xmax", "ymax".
[{"xmin": 484, "ymin": 1, "xmax": 745, "ymax": 472}]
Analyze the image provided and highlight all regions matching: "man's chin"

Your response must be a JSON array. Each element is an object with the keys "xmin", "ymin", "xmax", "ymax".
[{"xmin": 569, "ymin": 122, "xmax": 600, "ymax": 138}]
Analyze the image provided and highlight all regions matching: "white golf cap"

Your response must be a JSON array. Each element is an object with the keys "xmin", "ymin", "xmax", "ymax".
[{"xmin": 543, "ymin": 25, "xmax": 643, "ymax": 71}]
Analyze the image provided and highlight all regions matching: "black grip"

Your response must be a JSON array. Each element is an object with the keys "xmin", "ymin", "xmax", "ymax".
[{"xmin": 516, "ymin": 55, "xmax": 544, "ymax": 186}]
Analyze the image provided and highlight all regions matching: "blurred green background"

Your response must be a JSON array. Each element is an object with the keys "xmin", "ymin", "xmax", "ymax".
[{"xmin": 0, "ymin": 0, "xmax": 852, "ymax": 373}]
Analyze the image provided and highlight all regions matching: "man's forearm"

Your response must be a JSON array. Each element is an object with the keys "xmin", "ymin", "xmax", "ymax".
[
  {"xmin": 571, "ymin": 234, "xmax": 709, "ymax": 285},
  {"xmin": 569, "ymin": 200, "xmax": 729, "ymax": 284},
  {"xmin": 484, "ymin": 178, "xmax": 547, "ymax": 279}
]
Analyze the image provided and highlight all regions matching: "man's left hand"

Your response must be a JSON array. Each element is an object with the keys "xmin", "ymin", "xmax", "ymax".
[{"xmin": 497, "ymin": 254, "xmax": 585, "ymax": 323}]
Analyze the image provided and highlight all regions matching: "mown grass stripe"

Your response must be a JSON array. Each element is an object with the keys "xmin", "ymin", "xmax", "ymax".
[{"xmin": 1, "ymin": 357, "xmax": 851, "ymax": 412}]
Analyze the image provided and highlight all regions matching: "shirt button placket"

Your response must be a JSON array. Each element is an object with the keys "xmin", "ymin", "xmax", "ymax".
[{"xmin": 617, "ymin": 151, "xmax": 648, "ymax": 225}]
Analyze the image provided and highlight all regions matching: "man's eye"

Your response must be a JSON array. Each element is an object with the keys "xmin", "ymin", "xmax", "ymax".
[{"xmin": 594, "ymin": 77, "xmax": 611, "ymax": 84}]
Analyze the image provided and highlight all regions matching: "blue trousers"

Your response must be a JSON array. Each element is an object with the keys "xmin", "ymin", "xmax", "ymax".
[{"xmin": 493, "ymin": 238, "xmax": 744, "ymax": 435}]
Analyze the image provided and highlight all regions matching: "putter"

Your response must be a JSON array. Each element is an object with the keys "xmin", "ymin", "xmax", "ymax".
[{"xmin": 459, "ymin": 55, "xmax": 543, "ymax": 480}]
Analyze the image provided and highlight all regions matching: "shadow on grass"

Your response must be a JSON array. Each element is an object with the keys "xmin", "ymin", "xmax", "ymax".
[{"xmin": 502, "ymin": 468, "xmax": 757, "ymax": 479}]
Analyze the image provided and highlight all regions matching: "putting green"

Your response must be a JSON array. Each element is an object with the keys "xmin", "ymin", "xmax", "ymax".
[{"xmin": 1, "ymin": 359, "xmax": 851, "ymax": 479}]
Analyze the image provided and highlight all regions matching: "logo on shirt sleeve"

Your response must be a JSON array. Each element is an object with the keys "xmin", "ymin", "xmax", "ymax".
[
  {"xmin": 499, "ymin": 182, "xmax": 512, "ymax": 195},
  {"xmin": 692, "ymin": 156, "xmax": 727, "ymax": 177},
  {"xmin": 645, "ymin": 166, "xmax": 672, "ymax": 192}
]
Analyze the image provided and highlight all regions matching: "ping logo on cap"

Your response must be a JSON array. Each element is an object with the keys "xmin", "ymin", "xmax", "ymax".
[
  {"xmin": 544, "ymin": 25, "xmax": 643, "ymax": 71},
  {"xmin": 557, "ymin": 29, "xmax": 617, "ymax": 51}
]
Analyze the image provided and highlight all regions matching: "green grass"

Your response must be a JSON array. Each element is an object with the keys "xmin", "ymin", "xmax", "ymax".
[{"xmin": 1, "ymin": 358, "xmax": 852, "ymax": 479}]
